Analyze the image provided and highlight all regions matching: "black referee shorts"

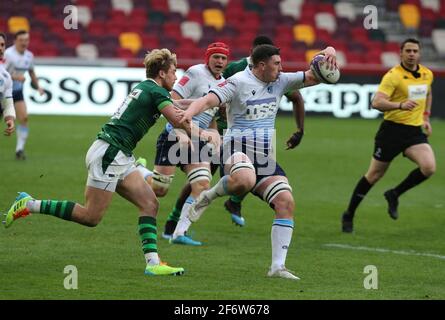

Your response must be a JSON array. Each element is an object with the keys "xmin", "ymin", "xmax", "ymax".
[{"xmin": 373, "ymin": 120, "xmax": 429, "ymax": 162}]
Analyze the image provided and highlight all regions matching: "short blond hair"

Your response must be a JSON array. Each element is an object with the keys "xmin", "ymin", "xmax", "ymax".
[{"xmin": 144, "ymin": 48, "xmax": 177, "ymax": 79}]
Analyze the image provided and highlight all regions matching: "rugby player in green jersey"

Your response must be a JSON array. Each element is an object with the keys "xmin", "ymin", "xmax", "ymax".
[{"xmin": 3, "ymin": 49, "xmax": 206, "ymax": 276}]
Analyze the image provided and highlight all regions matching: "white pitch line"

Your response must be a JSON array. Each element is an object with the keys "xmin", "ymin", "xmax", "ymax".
[{"xmin": 324, "ymin": 243, "xmax": 445, "ymax": 261}]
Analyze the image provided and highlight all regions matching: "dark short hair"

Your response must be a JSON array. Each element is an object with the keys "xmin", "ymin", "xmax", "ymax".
[
  {"xmin": 252, "ymin": 35, "xmax": 274, "ymax": 48},
  {"xmin": 401, "ymin": 38, "xmax": 421, "ymax": 51},
  {"xmin": 14, "ymin": 30, "xmax": 28, "ymax": 39},
  {"xmin": 251, "ymin": 44, "xmax": 280, "ymax": 66},
  {"xmin": 0, "ymin": 32, "xmax": 6, "ymax": 41}
]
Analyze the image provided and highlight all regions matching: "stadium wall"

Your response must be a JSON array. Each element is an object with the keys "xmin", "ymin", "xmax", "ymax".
[{"xmin": 25, "ymin": 64, "xmax": 445, "ymax": 118}]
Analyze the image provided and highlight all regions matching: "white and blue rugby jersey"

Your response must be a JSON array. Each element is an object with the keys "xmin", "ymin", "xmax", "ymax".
[
  {"xmin": 0, "ymin": 64, "xmax": 13, "ymax": 103},
  {"xmin": 210, "ymin": 67, "xmax": 304, "ymax": 151},
  {"xmin": 4, "ymin": 46, "xmax": 34, "ymax": 92},
  {"xmin": 166, "ymin": 64, "xmax": 224, "ymax": 132}
]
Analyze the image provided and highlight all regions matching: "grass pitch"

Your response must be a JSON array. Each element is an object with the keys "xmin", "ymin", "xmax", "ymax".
[{"xmin": 0, "ymin": 115, "xmax": 444, "ymax": 300}]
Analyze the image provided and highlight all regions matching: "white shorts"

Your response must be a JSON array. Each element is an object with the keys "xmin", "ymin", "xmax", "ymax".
[{"xmin": 85, "ymin": 139, "xmax": 137, "ymax": 192}]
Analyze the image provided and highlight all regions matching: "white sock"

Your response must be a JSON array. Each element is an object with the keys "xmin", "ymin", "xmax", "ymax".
[
  {"xmin": 173, "ymin": 196, "xmax": 194, "ymax": 238},
  {"xmin": 206, "ymin": 175, "xmax": 229, "ymax": 201},
  {"xmin": 16, "ymin": 125, "xmax": 29, "ymax": 152},
  {"xmin": 136, "ymin": 166, "xmax": 153, "ymax": 180},
  {"xmin": 145, "ymin": 252, "xmax": 160, "ymax": 265},
  {"xmin": 271, "ymin": 219, "xmax": 294, "ymax": 271},
  {"xmin": 26, "ymin": 199, "xmax": 41, "ymax": 213}
]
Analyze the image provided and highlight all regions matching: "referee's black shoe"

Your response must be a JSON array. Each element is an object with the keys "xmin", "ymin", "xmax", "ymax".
[
  {"xmin": 384, "ymin": 189, "xmax": 399, "ymax": 220},
  {"xmin": 341, "ymin": 212, "xmax": 353, "ymax": 233}
]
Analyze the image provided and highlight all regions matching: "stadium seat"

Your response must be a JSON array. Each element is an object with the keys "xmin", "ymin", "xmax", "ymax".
[
  {"xmin": 334, "ymin": 2, "xmax": 357, "ymax": 21},
  {"xmin": 8, "ymin": 16, "xmax": 30, "ymax": 33},
  {"xmin": 315, "ymin": 12, "xmax": 337, "ymax": 33},
  {"xmin": 420, "ymin": 0, "xmax": 440, "ymax": 11},
  {"xmin": 381, "ymin": 52, "xmax": 400, "ymax": 67},
  {"xmin": 399, "ymin": 4, "xmax": 421, "ymax": 29},
  {"xmin": 168, "ymin": 0, "xmax": 190, "ymax": 16},
  {"xmin": 116, "ymin": 47, "xmax": 134, "ymax": 58},
  {"xmin": 181, "ymin": 21, "xmax": 203, "ymax": 42},
  {"xmin": 203, "ymin": 8, "xmax": 225, "ymax": 30},
  {"xmin": 293, "ymin": 24, "xmax": 315, "ymax": 46},
  {"xmin": 213, "ymin": 0, "xmax": 230, "ymax": 6},
  {"xmin": 335, "ymin": 50, "xmax": 347, "ymax": 68},
  {"xmin": 279, "ymin": 0, "xmax": 304, "ymax": 19},
  {"xmin": 111, "ymin": 0, "xmax": 133, "ymax": 14},
  {"xmin": 432, "ymin": 29, "xmax": 445, "ymax": 56},
  {"xmin": 77, "ymin": 6, "xmax": 92, "ymax": 27},
  {"xmin": 76, "ymin": 43, "xmax": 99, "ymax": 59},
  {"xmin": 119, "ymin": 32, "xmax": 142, "ymax": 54},
  {"xmin": 305, "ymin": 49, "xmax": 321, "ymax": 63}
]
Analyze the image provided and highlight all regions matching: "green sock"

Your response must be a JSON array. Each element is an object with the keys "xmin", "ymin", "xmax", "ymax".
[
  {"xmin": 39, "ymin": 200, "xmax": 75, "ymax": 221},
  {"xmin": 166, "ymin": 205, "xmax": 181, "ymax": 223},
  {"xmin": 230, "ymin": 194, "xmax": 245, "ymax": 203},
  {"xmin": 139, "ymin": 216, "xmax": 157, "ymax": 254}
]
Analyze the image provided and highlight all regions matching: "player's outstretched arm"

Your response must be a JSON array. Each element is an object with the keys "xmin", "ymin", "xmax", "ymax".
[{"xmin": 179, "ymin": 92, "xmax": 220, "ymax": 125}]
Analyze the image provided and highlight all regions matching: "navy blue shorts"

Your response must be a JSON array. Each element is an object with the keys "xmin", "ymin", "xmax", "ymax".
[
  {"xmin": 219, "ymin": 138, "xmax": 286, "ymax": 186},
  {"xmin": 12, "ymin": 90, "xmax": 24, "ymax": 102},
  {"xmin": 154, "ymin": 129, "xmax": 217, "ymax": 167}
]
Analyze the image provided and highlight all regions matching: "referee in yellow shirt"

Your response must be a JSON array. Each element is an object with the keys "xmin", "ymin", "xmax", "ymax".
[{"xmin": 342, "ymin": 38, "xmax": 435, "ymax": 233}]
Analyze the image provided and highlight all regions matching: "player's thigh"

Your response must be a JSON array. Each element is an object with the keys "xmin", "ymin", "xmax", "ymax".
[
  {"xmin": 253, "ymin": 175, "xmax": 290, "ymax": 197},
  {"xmin": 117, "ymin": 170, "xmax": 158, "ymax": 215},
  {"xmin": 14, "ymin": 100, "xmax": 27, "ymax": 123},
  {"xmin": 223, "ymin": 152, "xmax": 254, "ymax": 176},
  {"xmin": 405, "ymin": 143, "xmax": 436, "ymax": 175},
  {"xmin": 253, "ymin": 175, "xmax": 293, "ymax": 216}
]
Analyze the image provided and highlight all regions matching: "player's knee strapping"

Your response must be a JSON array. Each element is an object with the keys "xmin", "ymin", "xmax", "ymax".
[
  {"xmin": 262, "ymin": 180, "xmax": 293, "ymax": 205},
  {"xmin": 152, "ymin": 170, "xmax": 174, "ymax": 190},
  {"xmin": 229, "ymin": 161, "xmax": 255, "ymax": 175},
  {"xmin": 187, "ymin": 167, "xmax": 212, "ymax": 184}
]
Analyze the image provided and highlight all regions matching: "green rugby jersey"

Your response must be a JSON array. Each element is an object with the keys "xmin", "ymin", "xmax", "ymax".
[
  {"xmin": 223, "ymin": 57, "xmax": 248, "ymax": 79},
  {"xmin": 97, "ymin": 79, "xmax": 172, "ymax": 156}
]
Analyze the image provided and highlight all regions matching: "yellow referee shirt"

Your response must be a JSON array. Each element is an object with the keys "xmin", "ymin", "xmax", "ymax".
[{"xmin": 377, "ymin": 64, "xmax": 434, "ymax": 126}]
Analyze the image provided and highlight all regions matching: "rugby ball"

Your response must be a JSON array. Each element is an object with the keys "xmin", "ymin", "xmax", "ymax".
[{"xmin": 310, "ymin": 54, "xmax": 340, "ymax": 84}]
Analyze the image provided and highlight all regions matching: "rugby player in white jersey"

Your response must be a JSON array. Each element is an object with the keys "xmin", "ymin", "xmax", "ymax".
[
  {"xmin": 180, "ymin": 44, "xmax": 337, "ymax": 280},
  {"xmin": 0, "ymin": 32, "xmax": 15, "ymax": 136},
  {"xmin": 136, "ymin": 42, "xmax": 229, "ymax": 244},
  {"xmin": 4, "ymin": 30, "xmax": 44, "ymax": 160}
]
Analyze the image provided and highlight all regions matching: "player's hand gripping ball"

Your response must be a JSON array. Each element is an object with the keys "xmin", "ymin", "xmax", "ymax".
[{"xmin": 310, "ymin": 54, "xmax": 340, "ymax": 84}]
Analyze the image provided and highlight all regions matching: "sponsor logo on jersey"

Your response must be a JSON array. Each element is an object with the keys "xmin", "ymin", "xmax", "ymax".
[
  {"xmin": 218, "ymin": 80, "xmax": 228, "ymax": 87},
  {"xmin": 178, "ymin": 76, "xmax": 190, "ymax": 86}
]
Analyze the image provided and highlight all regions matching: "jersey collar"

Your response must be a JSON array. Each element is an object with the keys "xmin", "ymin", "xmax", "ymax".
[{"xmin": 400, "ymin": 62, "xmax": 421, "ymax": 78}]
